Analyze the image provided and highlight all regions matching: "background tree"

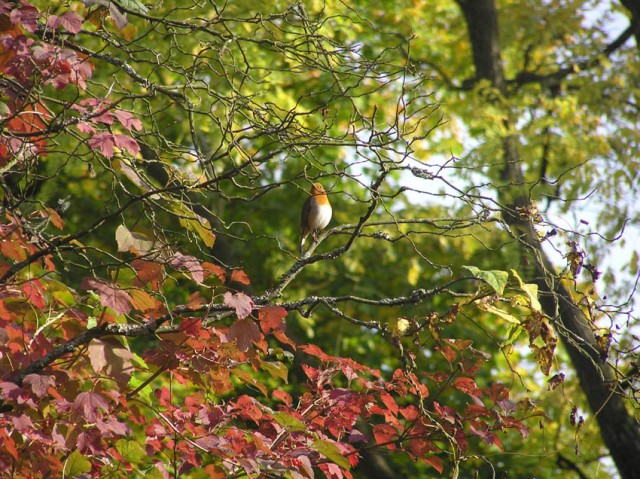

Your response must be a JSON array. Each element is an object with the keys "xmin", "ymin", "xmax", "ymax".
[{"xmin": 0, "ymin": 1, "xmax": 638, "ymax": 479}]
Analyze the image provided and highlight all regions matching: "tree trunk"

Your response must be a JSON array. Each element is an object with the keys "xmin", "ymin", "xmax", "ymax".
[{"xmin": 455, "ymin": 1, "xmax": 640, "ymax": 478}]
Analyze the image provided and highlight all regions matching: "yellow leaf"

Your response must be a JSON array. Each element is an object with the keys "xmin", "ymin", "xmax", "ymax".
[
  {"xmin": 476, "ymin": 301, "xmax": 521, "ymax": 324},
  {"xmin": 120, "ymin": 24, "xmax": 137, "ymax": 41},
  {"xmin": 510, "ymin": 269, "xmax": 542, "ymax": 312},
  {"xmin": 407, "ymin": 258, "xmax": 421, "ymax": 286}
]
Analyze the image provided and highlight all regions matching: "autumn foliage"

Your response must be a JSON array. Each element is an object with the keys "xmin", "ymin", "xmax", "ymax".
[{"xmin": 0, "ymin": 2, "xmax": 536, "ymax": 478}]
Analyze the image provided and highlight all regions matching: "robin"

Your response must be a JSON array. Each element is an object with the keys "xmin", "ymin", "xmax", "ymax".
[{"xmin": 300, "ymin": 182, "xmax": 332, "ymax": 253}]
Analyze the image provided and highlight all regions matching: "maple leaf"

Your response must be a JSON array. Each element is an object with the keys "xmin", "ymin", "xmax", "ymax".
[
  {"xmin": 22, "ymin": 373, "xmax": 55, "ymax": 398},
  {"xmin": 233, "ymin": 395, "xmax": 263, "ymax": 423},
  {"xmin": 96, "ymin": 417, "xmax": 130, "ymax": 436},
  {"xmin": 230, "ymin": 269, "xmax": 250, "ymax": 285},
  {"xmin": 453, "ymin": 377, "xmax": 482, "ymax": 398},
  {"xmin": 131, "ymin": 259, "xmax": 163, "ymax": 290},
  {"xmin": 115, "ymin": 224, "xmax": 155, "ymax": 254},
  {"xmin": 170, "ymin": 252, "xmax": 204, "ymax": 284},
  {"xmin": 80, "ymin": 277, "xmax": 133, "ymax": 316},
  {"xmin": 0, "ymin": 381, "xmax": 21, "ymax": 402},
  {"xmin": 75, "ymin": 121, "xmax": 95, "ymax": 134},
  {"xmin": 88, "ymin": 132, "xmax": 116, "ymax": 158},
  {"xmin": 89, "ymin": 132, "xmax": 139, "ymax": 158},
  {"xmin": 10, "ymin": 414, "xmax": 34, "ymax": 433},
  {"xmin": 114, "ymin": 110, "xmax": 142, "ymax": 131},
  {"xmin": 179, "ymin": 317, "xmax": 202, "ymax": 337},
  {"xmin": 373, "ymin": 423, "xmax": 398, "ymax": 449},
  {"xmin": 9, "ymin": 5, "xmax": 39, "ymax": 33},
  {"xmin": 21, "ymin": 280, "xmax": 45, "ymax": 309},
  {"xmin": 223, "ymin": 291, "xmax": 254, "ymax": 319},
  {"xmin": 88, "ymin": 338, "xmax": 135, "ymax": 385},
  {"xmin": 258, "ymin": 306, "xmax": 287, "ymax": 334},
  {"xmin": 73, "ymin": 391, "xmax": 110, "ymax": 422},
  {"xmin": 272, "ymin": 390, "xmax": 292, "ymax": 406},
  {"xmin": 301, "ymin": 344, "xmax": 332, "ymax": 362},
  {"xmin": 228, "ymin": 318, "xmax": 260, "ymax": 352},
  {"xmin": 378, "ymin": 390, "xmax": 399, "ymax": 416},
  {"xmin": 46, "ymin": 12, "xmax": 84, "ymax": 34},
  {"xmin": 422, "ymin": 455, "xmax": 444, "ymax": 474},
  {"xmin": 0, "ymin": 428, "xmax": 19, "ymax": 461},
  {"xmin": 201, "ymin": 262, "xmax": 226, "ymax": 282},
  {"xmin": 113, "ymin": 133, "xmax": 140, "ymax": 156}
]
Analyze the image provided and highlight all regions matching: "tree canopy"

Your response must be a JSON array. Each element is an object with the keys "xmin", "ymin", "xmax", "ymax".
[{"xmin": 0, "ymin": 1, "xmax": 638, "ymax": 478}]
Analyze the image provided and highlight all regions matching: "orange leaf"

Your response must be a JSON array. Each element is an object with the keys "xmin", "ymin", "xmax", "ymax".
[{"xmin": 230, "ymin": 269, "xmax": 250, "ymax": 285}]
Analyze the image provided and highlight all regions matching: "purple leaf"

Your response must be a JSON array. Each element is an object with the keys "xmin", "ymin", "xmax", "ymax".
[
  {"xmin": 80, "ymin": 277, "xmax": 133, "ymax": 316},
  {"xmin": 73, "ymin": 391, "xmax": 110, "ymax": 422}
]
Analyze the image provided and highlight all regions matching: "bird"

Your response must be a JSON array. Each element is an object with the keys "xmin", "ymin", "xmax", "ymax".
[{"xmin": 300, "ymin": 182, "xmax": 332, "ymax": 254}]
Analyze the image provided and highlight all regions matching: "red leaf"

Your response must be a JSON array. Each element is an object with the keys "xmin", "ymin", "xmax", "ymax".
[
  {"xmin": 80, "ymin": 277, "xmax": 132, "ymax": 316},
  {"xmin": 73, "ymin": 391, "xmax": 110, "ymax": 422},
  {"xmin": 89, "ymin": 133, "xmax": 139, "ymax": 158},
  {"xmin": 433, "ymin": 401, "xmax": 456, "ymax": 424},
  {"xmin": 46, "ymin": 207, "xmax": 65, "ymax": 229},
  {"xmin": 453, "ymin": 377, "xmax": 482, "ymax": 397},
  {"xmin": 131, "ymin": 259, "xmax": 163, "ymax": 290},
  {"xmin": 113, "ymin": 133, "xmax": 140, "ymax": 156},
  {"xmin": 258, "ymin": 306, "xmax": 287, "ymax": 334},
  {"xmin": 228, "ymin": 318, "xmax": 260, "ymax": 352},
  {"xmin": 230, "ymin": 269, "xmax": 250, "ymax": 285},
  {"xmin": 233, "ymin": 395, "xmax": 263, "ymax": 423},
  {"xmin": 46, "ymin": 11, "xmax": 83, "ymax": 34},
  {"xmin": 301, "ymin": 344, "xmax": 332, "ymax": 362},
  {"xmin": 22, "ymin": 373, "xmax": 54, "ymax": 397},
  {"xmin": 469, "ymin": 420, "xmax": 503, "ymax": 450},
  {"xmin": 170, "ymin": 252, "xmax": 204, "ymax": 284},
  {"xmin": 439, "ymin": 345, "xmax": 457, "ymax": 364},
  {"xmin": 76, "ymin": 121, "xmax": 95, "ymax": 134},
  {"xmin": 379, "ymin": 390, "xmax": 398, "ymax": 416},
  {"xmin": 399, "ymin": 405, "xmax": 419, "ymax": 421},
  {"xmin": 21, "ymin": 280, "xmax": 45, "ymax": 309},
  {"xmin": 223, "ymin": 291, "xmax": 254, "ymax": 319},
  {"xmin": 88, "ymin": 132, "xmax": 116, "ymax": 158},
  {"xmin": 422, "ymin": 455, "xmax": 444, "ymax": 474},
  {"xmin": 202, "ymin": 262, "xmax": 226, "ymax": 282},
  {"xmin": 114, "ymin": 110, "xmax": 142, "ymax": 131},
  {"xmin": 96, "ymin": 417, "xmax": 130, "ymax": 436},
  {"xmin": 372, "ymin": 423, "xmax": 397, "ymax": 450},
  {"xmin": 272, "ymin": 390, "xmax": 292, "ymax": 406},
  {"xmin": 179, "ymin": 317, "xmax": 202, "ymax": 337},
  {"xmin": 0, "ymin": 429, "xmax": 19, "ymax": 461}
]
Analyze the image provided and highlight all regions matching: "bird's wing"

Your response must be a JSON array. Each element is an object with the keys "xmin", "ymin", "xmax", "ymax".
[{"xmin": 300, "ymin": 197, "xmax": 313, "ymax": 235}]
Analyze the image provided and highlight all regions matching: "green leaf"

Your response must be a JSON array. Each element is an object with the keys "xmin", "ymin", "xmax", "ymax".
[
  {"xmin": 462, "ymin": 266, "xmax": 509, "ymax": 295},
  {"xmin": 64, "ymin": 450, "xmax": 91, "ymax": 477},
  {"xmin": 115, "ymin": 224, "xmax": 155, "ymax": 254},
  {"xmin": 510, "ymin": 269, "xmax": 542, "ymax": 312},
  {"xmin": 118, "ymin": 0, "xmax": 149, "ymax": 14},
  {"xmin": 502, "ymin": 323, "xmax": 524, "ymax": 347},
  {"xmin": 477, "ymin": 302, "xmax": 521, "ymax": 324},
  {"xmin": 115, "ymin": 439, "xmax": 146, "ymax": 464},
  {"xmin": 311, "ymin": 439, "xmax": 350, "ymax": 470},
  {"xmin": 142, "ymin": 466, "xmax": 165, "ymax": 479},
  {"xmin": 0, "ymin": 101, "xmax": 10, "ymax": 117},
  {"xmin": 260, "ymin": 360, "xmax": 289, "ymax": 383},
  {"xmin": 272, "ymin": 411, "xmax": 307, "ymax": 432}
]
